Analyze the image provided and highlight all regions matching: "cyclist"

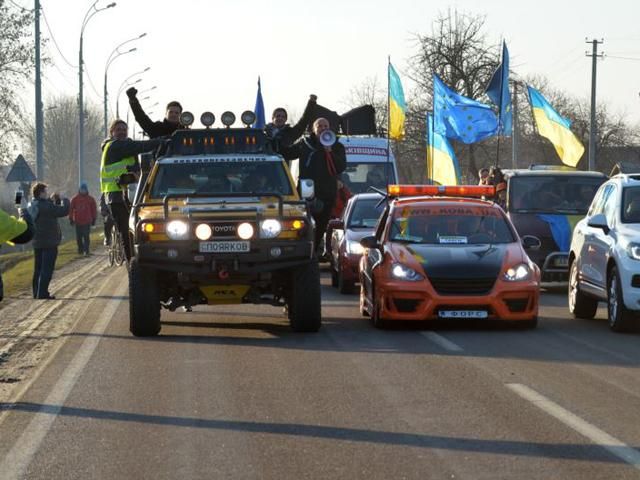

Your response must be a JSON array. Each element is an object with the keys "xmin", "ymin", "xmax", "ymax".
[{"xmin": 101, "ymin": 119, "xmax": 166, "ymax": 262}]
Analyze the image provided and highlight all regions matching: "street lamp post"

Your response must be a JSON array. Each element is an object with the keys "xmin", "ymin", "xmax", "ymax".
[
  {"xmin": 103, "ymin": 33, "xmax": 146, "ymax": 137},
  {"xmin": 79, "ymin": 0, "xmax": 115, "ymax": 185},
  {"xmin": 115, "ymin": 67, "xmax": 150, "ymax": 118}
]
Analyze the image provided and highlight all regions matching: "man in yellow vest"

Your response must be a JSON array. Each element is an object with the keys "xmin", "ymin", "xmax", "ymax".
[
  {"xmin": 0, "ymin": 202, "xmax": 34, "ymax": 302},
  {"xmin": 101, "ymin": 119, "xmax": 166, "ymax": 261}
]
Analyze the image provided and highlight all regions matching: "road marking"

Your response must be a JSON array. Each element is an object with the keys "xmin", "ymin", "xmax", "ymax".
[
  {"xmin": 420, "ymin": 332, "xmax": 464, "ymax": 352},
  {"xmin": 0, "ymin": 281, "xmax": 126, "ymax": 480},
  {"xmin": 506, "ymin": 383, "xmax": 640, "ymax": 469}
]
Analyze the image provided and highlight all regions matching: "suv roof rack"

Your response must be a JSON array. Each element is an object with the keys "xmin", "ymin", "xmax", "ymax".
[
  {"xmin": 609, "ymin": 161, "xmax": 640, "ymax": 177},
  {"xmin": 528, "ymin": 164, "xmax": 576, "ymax": 171}
]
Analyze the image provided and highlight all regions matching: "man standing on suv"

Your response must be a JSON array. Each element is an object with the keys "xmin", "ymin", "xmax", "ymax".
[
  {"xmin": 101, "ymin": 119, "xmax": 166, "ymax": 262},
  {"xmin": 126, "ymin": 87, "xmax": 183, "ymax": 138}
]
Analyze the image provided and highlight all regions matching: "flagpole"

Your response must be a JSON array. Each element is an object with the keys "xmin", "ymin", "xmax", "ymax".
[
  {"xmin": 429, "ymin": 111, "xmax": 435, "ymax": 184},
  {"xmin": 511, "ymin": 80, "xmax": 518, "ymax": 168},
  {"xmin": 495, "ymin": 40, "xmax": 505, "ymax": 171},
  {"xmin": 386, "ymin": 55, "xmax": 391, "ymax": 191}
]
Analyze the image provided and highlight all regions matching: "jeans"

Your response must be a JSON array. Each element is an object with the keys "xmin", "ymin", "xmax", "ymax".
[
  {"xmin": 75, "ymin": 224, "xmax": 91, "ymax": 254},
  {"xmin": 313, "ymin": 198, "xmax": 336, "ymax": 251},
  {"xmin": 33, "ymin": 247, "xmax": 58, "ymax": 299}
]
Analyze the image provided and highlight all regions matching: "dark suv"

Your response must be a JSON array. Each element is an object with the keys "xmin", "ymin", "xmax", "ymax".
[
  {"xmin": 501, "ymin": 166, "xmax": 607, "ymax": 282},
  {"xmin": 127, "ymin": 116, "xmax": 321, "ymax": 336}
]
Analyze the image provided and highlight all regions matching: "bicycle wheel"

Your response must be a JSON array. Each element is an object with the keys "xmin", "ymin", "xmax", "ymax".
[{"xmin": 112, "ymin": 227, "xmax": 125, "ymax": 266}]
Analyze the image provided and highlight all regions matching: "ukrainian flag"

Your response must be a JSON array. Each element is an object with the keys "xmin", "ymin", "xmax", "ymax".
[
  {"xmin": 388, "ymin": 63, "xmax": 406, "ymax": 140},
  {"xmin": 527, "ymin": 86, "xmax": 585, "ymax": 167},
  {"xmin": 427, "ymin": 112, "xmax": 461, "ymax": 185}
]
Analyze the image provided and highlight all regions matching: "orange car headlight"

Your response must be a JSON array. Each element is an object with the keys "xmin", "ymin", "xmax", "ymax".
[
  {"xmin": 504, "ymin": 263, "xmax": 531, "ymax": 281},
  {"xmin": 390, "ymin": 263, "xmax": 424, "ymax": 282}
]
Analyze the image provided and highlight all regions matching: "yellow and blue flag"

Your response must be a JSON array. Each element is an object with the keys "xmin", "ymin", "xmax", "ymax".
[
  {"xmin": 427, "ymin": 112, "xmax": 461, "ymax": 185},
  {"xmin": 253, "ymin": 77, "xmax": 266, "ymax": 129},
  {"xmin": 388, "ymin": 63, "xmax": 406, "ymax": 140},
  {"xmin": 527, "ymin": 86, "xmax": 584, "ymax": 167},
  {"xmin": 433, "ymin": 75, "xmax": 499, "ymax": 144},
  {"xmin": 485, "ymin": 41, "xmax": 512, "ymax": 136}
]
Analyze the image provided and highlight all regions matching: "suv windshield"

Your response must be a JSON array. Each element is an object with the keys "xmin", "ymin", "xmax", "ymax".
[
  {"xmin": 150, "ymin": 160, "xmax": 293, "ymax": 198},
  {"xmin": 622, "ymin": 186, "xmax": 640, "ymax": 223},
  {"xmin": 347, "ymin": 197, "xmax": 384, "ymax": 228},
  {"xmin": 342, "ymin": 163, "xmax": 395, "ymax": 193},
  {"xmin": 390, "ymin": 207, "xmax": 515, "ymax": 245},
  {"xmin": 508, "ymin": 175, "xmax": 604, "ymax": 214}
]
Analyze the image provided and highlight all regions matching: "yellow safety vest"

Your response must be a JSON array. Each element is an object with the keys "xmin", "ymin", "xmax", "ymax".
[
  {"xmin": 0, "ymin": 209, "xmax": 28, "ymax": 245},
  {"xmin": 100, "ymin": 141, "xmax": 136, "ymax": 193}
]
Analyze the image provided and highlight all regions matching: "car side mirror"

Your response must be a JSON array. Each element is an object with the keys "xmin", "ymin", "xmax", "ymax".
[
  {"xmin": 360, "ymin": 235, "xmax": 379, "ymax": 250},
  {"xmin": 587, "ymin": 213, "xmax": 609, "ymax": 234},
  {"xmin": 299, "ymin": 178, "xmax": 315, "ymax": 200},
  {"xmin": 328, "ymin": 219, "xmax": 344, "ymax": 230},
  {"xmin": 521, "ymin": 235, "xmax": 541, "ymax": 250}
]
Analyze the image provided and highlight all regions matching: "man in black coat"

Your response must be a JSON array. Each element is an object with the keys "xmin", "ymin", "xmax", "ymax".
[
  {"xmin": 265, "ymin": 95, "xmax": 317, "ymax": 154},
  {"xmin": 281, "ymin": 118, "xmax": 346, "ymax": 252},
  {"xmin": 126, "ymin": 87, "xmax": 183, "ymax": 138}
]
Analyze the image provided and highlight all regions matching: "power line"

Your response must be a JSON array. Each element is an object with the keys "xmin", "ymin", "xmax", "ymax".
[
  {"xmin": 6, "ymin": 0, "xmax": 32, "ymax": 12},
  {"xmin": 41, "ymin": 7, "xmax": 77, "ymax": 69},
  {"xmin": 84, "ymin": 68, "xmax": 103, "ymax": 101},
  {"xmin": 606, "ymin": 55, "xmax": 640, "ymax": 62}
]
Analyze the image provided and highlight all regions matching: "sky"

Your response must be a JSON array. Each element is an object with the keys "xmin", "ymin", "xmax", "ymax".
[{"xmin": 11, "ymin": 0, "xmax": 640, "ymax": 135}]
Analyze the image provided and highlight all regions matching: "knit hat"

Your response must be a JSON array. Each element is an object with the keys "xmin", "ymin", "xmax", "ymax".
[{"xmin": 79, "ymin": 182, "xmax": 88, "ymax": 192}]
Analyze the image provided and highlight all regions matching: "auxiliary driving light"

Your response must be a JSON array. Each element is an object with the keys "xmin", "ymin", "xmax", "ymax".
[
  {"xmin": 179, "ymin": 111, "xmax": 194, "ymax": 127},
  {"xmin": 260, "ymin": 219, "xmax": 282, "ymax": 238},
  {"xmin": 166, "ymin": 220, "xmax": 189, "ymax": 240},
  {"xmin": 237, "ymin": 222, "xmax": 254, "ymax": 239},
  {"xmin": 241, "ymin": 110, "xmax": 256, "ymax": 126},
  {"xmin": 221, "ymin": 111, "xmax": 236, "ymax": 127},
  {"xmin": 270, "ymin": 247, "xmax": 282, "ymax": 258},
  {"xmin": 200, "ymin": 111, "xmax": 215, "ymax": 127},
  {"xmin": 195, "ymin": 223, "xmax": 212, "ymax": 240}
]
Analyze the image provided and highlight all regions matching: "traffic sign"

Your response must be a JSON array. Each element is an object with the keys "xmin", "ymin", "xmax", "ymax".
[{"xmin": 5, "ymin": 154, "xmax": 36, "ymax": 183}]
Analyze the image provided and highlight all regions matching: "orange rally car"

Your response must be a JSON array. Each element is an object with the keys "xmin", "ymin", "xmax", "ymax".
[{"xmin": 359, "ymin": 185, "xmax": 541, "ymax": 328}]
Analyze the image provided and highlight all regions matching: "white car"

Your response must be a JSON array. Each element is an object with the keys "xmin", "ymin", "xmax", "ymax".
[{"xmin": 568, "ymin": 173, "xmax": 640, "ymax": 332}]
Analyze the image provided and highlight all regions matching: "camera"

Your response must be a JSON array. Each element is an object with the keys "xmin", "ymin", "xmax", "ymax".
[{"xmin": 14, "ymin": 190, "xmax": 23, "ymax": 206}]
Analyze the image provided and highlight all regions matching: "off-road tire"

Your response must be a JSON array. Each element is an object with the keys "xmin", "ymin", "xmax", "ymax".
[
  {"xmin": 129, "ymin": 258, "xmax": 161, "ymax": 337},
  {"xmin": 608, "ymin": 266, "xmax": 639, "ymax": 333},
  {"xmin": 568, "ymin": 260, "xmax": 598, "ymax": 319},
  {"xmin": 288, "ymin": 260, "xmax": 321, "ymax": 332}
]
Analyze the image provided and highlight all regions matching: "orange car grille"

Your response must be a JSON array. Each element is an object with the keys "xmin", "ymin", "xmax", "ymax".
[{"xmin": 428, "ymin": 277, "xmax": 496, "ymax": 295}]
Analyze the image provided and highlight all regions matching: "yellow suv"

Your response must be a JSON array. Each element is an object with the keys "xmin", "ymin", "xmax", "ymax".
[{"xmin": 128, "ymin": 111, "xmax": 320, "ymax": 336}]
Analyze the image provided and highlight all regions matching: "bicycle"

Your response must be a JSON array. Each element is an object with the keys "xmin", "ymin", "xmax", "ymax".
[{"xmin": 107, "ymin": 222, "xmax": 126, "ymax": 267}]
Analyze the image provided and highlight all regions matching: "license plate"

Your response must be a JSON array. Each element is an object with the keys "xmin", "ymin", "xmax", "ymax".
[
  {"xmin": 438, "ymin": 310, "xmax": 488, "ymax": 319},
  {"xmin": 199, "ymin": 241, "xmax": 250, "ymax": 253},
  {"xmin": 554, "ymin": 257, "xmax": 569, "ymax": 267}
]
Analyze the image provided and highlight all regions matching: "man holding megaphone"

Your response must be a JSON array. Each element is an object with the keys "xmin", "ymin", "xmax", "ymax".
[{"xmin": 282, "ymin": 117, "xmax": 346, "ymax": 255}]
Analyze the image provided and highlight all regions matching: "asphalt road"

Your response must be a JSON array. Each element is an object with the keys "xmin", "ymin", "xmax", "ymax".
[{"xmin": 1, "ymin": 266, "xmax": 640, "ymax": 479}]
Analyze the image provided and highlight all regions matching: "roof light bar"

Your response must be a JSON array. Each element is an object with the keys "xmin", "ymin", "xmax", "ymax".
[{"xmin": 387, "ymin": 184, "xmax": 496, "ymax": 198}]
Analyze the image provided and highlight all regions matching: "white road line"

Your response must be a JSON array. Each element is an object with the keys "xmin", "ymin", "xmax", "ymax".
[
  {"xmin": 420, "ymin": 332, "xmax": 464, "ymax": 352},
  {"xmin": 507, "ymin": 383, "xmax": 640, "ymax": 470},
  {"xmin": 0, "ymin": 282, "xmax": 126, "ymax": 480}
]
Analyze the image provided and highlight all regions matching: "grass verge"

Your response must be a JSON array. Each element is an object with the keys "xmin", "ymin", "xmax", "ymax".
[{"xmin": 1, "ymin": 232, "xmax": 102, "ymax": 298}]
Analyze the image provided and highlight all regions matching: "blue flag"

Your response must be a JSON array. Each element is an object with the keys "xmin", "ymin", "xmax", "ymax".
[
  {"xmin": 485, "ymin": 41, "xmax": 512, "ymax": 136},
  {"xmin": 433, "ymin": 75, "xmax": 499, "ymax": 144},
  {"xmin": 253, "ymin": 77, "xmax": 265, "ymax": 129}
]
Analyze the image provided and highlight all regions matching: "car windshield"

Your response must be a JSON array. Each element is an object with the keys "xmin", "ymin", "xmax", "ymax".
[
  {"xmin": 347, "ymin": 197, "xmax": 384, "ymax": 228},
  {"xmin": 508, "ymin": 175, "xmax": 604, "ymax": 214},
  {"xmin": 150, "ymin": 161, "xmax": 293, "ymax": 198},
  {"xmin": 389, "ymin": 206, "xmax": 515, "ymax": 245},
  {"xmin": 622, "ymin": 186, "xmax": 640, "ymax": 223},
  {"xmin": 341, "ymin": 163, "xmax": 396, "ymax": 194}
]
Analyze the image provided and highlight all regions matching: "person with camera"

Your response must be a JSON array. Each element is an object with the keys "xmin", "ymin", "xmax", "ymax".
[
  {"xmin": 29, "ymin": 182, "xmax": 70, "ymax": 300},
  {"xmin": 281, "ymin": 117, "xmax": 346, "ymax": 253},
  {"xmin": 0, "ymin": 195, "xmax": 35, "ymax": 302},
  {"xmin": 126, "ymin": 87, "xmax": 183, "ymax": 138},
  {"xmin": 69, "ymin": 182, "xmax": 97, "ymax": 256},
  {"xmin": 101, "ymin": 119, "xmax": 167, "ymax": 262},
  {"xmin": 266, "ymin": 94, "xmax": 317, "ymax": 154}
]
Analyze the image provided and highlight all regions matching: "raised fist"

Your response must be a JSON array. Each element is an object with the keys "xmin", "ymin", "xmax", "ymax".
[
  {"xmin": 126, "ymin": 87, "xmax": 138, "ymax": 99},
  {"xmin": 309, "ymin": 94, "xmax": 318, "ymax": 102}
]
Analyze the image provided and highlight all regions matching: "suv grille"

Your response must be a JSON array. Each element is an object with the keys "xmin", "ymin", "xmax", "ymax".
[{"xmin": 429, "ymin": 277, "xmax": 496, "ymax": 295}]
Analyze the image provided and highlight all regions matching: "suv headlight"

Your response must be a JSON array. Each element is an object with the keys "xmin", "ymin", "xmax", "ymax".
[
  {"xmin": 166, "ymin": 220, "xmax": 189, "ymax": 240},
  {"xmin": 504, "ymin": 263, "xmax": 531, "ymax": 281},
  {"xmin": 346, "ymin": 240, "xmax": 364, "ymax": 255},
  {"xmin": 260, "ymin": 219, "xmax": 281, "ymax": 238},
  {"xmin": 627, "ymin": 243, "xmax": 640, "ymax": 260},
  {"xmin": 391, "ymin": 263, "xmax": 424, "ymax": 281}
]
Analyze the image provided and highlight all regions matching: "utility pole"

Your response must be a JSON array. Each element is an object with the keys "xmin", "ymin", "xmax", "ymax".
[
  {"xmin": 586, "ymin": 38, "xmax": 604, "ymax": 171},
  {"xmin": 34, "ymin": 0, "xmax": 44, "ymax": 180},
  {"xmin": 511, "ymin": 81, "xmax": 519, "ymax": 169}
]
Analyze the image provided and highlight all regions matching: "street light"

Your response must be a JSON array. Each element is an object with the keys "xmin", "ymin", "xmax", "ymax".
[
  {"xmin": 115, "ymin": 67, "xmax": 150, "ymax": 118},
  {"xmin": 103, "ymin": 33, "xmax": 146, "ymax": 136},
  {"xmin": 79, "ymin": 0, "xmax": 115, "ymax": 185}
]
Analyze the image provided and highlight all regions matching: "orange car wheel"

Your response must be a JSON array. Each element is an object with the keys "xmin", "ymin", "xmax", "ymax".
[{"xmin": 370, "ymin": 292, "xmax": 387, "ymax": 329}]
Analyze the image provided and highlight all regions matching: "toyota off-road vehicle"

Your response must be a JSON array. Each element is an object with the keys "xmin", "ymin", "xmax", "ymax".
[{"xmin": 127, "ymin": 110, "xmax": 321, "ymax": 336}]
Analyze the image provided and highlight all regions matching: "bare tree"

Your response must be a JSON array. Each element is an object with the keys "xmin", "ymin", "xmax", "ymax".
[{"xmin": 341, "ymin": 76, "xmax": 388, "ymax": 135}]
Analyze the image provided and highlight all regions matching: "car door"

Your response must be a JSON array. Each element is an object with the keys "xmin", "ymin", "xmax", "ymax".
[
  {"xmin": 361, "ymin": 206, "xmax": 389, "ymax": 302},
  {"xmin": 591, "ymin": 184, "xmax": 618, "ymax": 289},
  {"xmin": 582, "ymin": 184, "xmax": 615, "ymax": 289}
]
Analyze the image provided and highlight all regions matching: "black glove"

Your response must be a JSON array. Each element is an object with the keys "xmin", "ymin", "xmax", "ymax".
[{"xmin": 126, "ymin": 87, "xmax": 138, "ymax": 99}]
